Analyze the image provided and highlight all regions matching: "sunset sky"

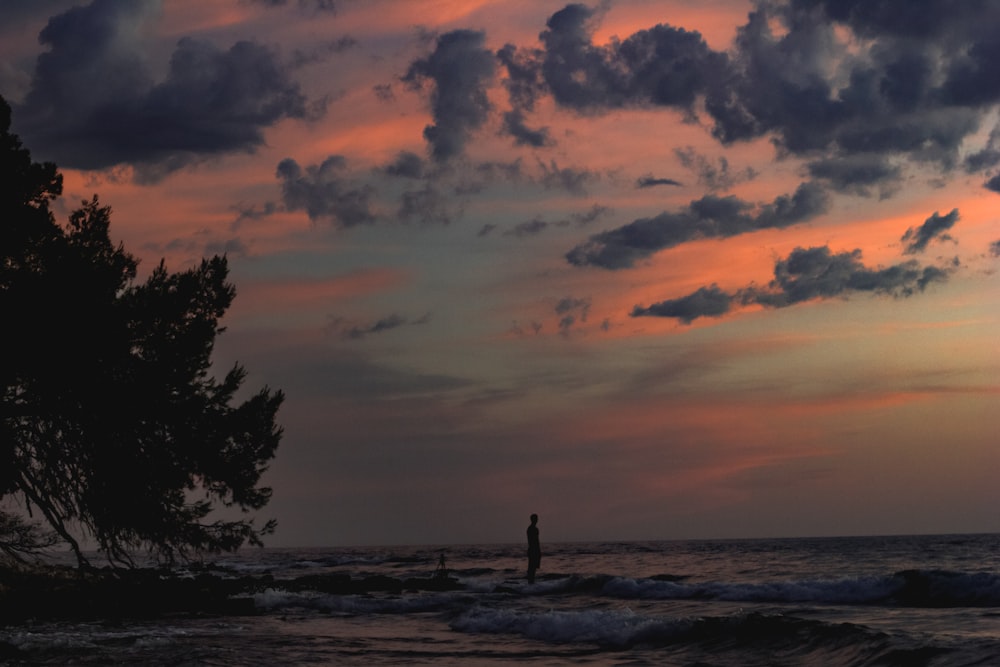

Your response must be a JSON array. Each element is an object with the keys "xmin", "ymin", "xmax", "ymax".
[{"xmin": 2, "ymin": 0, "xmax": 998, "ymax": 547}]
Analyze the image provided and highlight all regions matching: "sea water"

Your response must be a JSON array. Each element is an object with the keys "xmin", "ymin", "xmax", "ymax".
[{"xmin": 3, "ymin": 533, "xmax": 1000, "ymax": 665}]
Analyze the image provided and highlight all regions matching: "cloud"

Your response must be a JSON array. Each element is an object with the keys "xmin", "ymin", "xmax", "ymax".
[
  {"xmin": 403, "ymin": 29, "xmax": 496, "ymax": 162},
  {"xmin": 502, "ymin": 109, "xmax": 553, "ymax": 148},
  {"xmin": 991, "ymin": 240, "xmax": 1000, "ymax": 257},
  {"xmin": 326, "ymin": 313, "xmax": 430, "ymax": 341},
  {"xmin": 807, "ymin": 154, "xmax": 902, "ymax": 198},
  {"xmin": 537, "ymin": 159, "xmax": 598, "ymax": 194},
  {"xmin": 554, "ymin": 296, "xmax": 591, "ymax": 337},
  {"xmin": 14, "ymin": 0, "xmax": 308, "ymax": 180},
  {"xmin": 631, "ymin": 285, "xmax": 732, "ymax": 324},
  {"xmin": 243, "ymin": 0, "xmax": 337, "ymax": 12},
  {"xmin": 502, "ymin": 204, "xmax": 610, "ymax": 238},
  {"xmin": 276, "ymin": 156, "xmax": 376, "ymax": 226},
  {"xmin": 674, "ymin": 147, "xmax": 755, "ymax": 191},
  {"xmin": 633, "ymin": 246, "xmax": 953, "ymax": 323},
  {"xmin": 901, "ymin": 209, "xmax": 959, "ymax": 254},
  {"xmin": 397, "ymin": 185, "xmax": 457, "ymax": 225},
  {"xmin": 567, "ymin": 181, "xmax": 829, "ymax": 269},
  {"xmin": 636, "ymin": 175, "xmax": 682, "ymax": 188},
  {"xmin": 383, "ymin": 151, "xmax": 426, "ymax": 179},
  {"xmin": 534, "ymin": 3, "xmax": 729, "ymax": 112}
]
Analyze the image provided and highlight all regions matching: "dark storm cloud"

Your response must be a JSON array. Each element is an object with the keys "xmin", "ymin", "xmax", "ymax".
[
  {"xmin": 636, "ymin": 175, "xmax": 682, "ymax": 188},
  {"xmin": 495, "ymin": 1, "xmax": 1000, "ymax": 183},
  {"xmin": 964, "ymin": 125, "xmax": 1000, "ymax": 173},
  {"xmin": 807, "ymin": 155, "xmax": 902, "ymax": 198},
  {"xmin": 383, "ymin": 151, "xmax": 426, "ymax": 179},
  {"xmin": 403, "ymin": 30, "xmax": 497, "ymax": 162},
  {"xmin": 14, "ymin": 0, "xmax": 308, "ymax": 180},
  {"xmin": 567, "ymin": 181, "xmax": 828, "ymax": 270},
  {"xmin": 901, "ymin": 209, "xmax": 958, "ymax": 255},
  {"xmin": 276, "ymin": 156, "xmax": 376, "ymax": 227},
  {"xmin": 693, "ymin": 1, "xmax": 1000, "ymax": 175},
  {"xmin": 985, "ymin": 175, "xmax": 1000, "ymax": 194},
  {"xmin": 632, "ymin": 246, "xmax": 952, "ymax": 323},
  {"xmin": 0, "ymin": 0, "xmax": 77, "ymax": 23},
  {"xmin": 535, "ymin": 3, "xmax": 729, "ymax": 112}
]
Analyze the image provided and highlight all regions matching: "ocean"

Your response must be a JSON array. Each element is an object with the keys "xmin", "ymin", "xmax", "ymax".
[{"xmin": 2, "ymin": 533, "xmax": 1000, "ymax": 665}]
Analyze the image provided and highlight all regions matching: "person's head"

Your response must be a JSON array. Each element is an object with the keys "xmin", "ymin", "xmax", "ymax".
[{"xmin": 530, "ymin": 513, "xmax": 538, "ymax": 524}]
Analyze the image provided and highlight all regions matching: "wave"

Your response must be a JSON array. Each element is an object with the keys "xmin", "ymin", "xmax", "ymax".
[
  {"xmin": 447, "ymin": 606, "xmax": 1000, "ymax": 665},
  {"xmin": 546, "ymin": 569, "xmax": 1000, "ymax": 608},
  {"xmin": 449, "ymin": 606, "xmax": 909, "ymax": 660}
]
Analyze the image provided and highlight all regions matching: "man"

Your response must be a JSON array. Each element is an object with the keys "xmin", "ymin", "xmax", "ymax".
[{"xmin": 526, "ymin": 513, "xmax": 541, "ymax": 583}]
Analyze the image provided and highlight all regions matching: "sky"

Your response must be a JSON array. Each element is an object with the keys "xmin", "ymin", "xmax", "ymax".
[{"xmin": 2, "ymin": 0, "xmax": 998, "ymax": 547}]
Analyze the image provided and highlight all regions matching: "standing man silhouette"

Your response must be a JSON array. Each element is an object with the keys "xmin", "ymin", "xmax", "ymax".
[{"xmin": 526, "ymin": 513, "xmax": 541, "ymax": 583}]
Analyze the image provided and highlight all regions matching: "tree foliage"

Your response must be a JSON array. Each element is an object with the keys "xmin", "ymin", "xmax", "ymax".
[{"xmin": 0, "ymin": 96, "xmax": 283, "ymax": 567}]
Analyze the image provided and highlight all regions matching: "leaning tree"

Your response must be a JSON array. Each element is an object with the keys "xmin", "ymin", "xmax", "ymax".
[{"xmin": 0, "ymin": 96, "xmax": 283, "ymax": 567}]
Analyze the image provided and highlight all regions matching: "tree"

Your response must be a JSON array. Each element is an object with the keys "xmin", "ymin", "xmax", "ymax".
[{"xmin": 0, "ymin": 96, "xmax": 284, "ymax": 567}]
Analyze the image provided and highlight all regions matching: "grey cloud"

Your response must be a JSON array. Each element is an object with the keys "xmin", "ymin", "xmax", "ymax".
[
  {"xmin": 15, "ymin": 0, "xmax": 308, "ymax": 180},
  {"xmin": 506, "ymin": 218, "xmax": 549, "ymax": 238},
  {"xmin": 807, "ymin": 154, "xmax": 902, "ymax": 198},
  {"xmin": 674, "ymin": 147, "xmax": 755, "ymax": 192},
  {"xmin": 403, "ymin": 30, "xmax": 496, "ymax": 162},
  {"xmin": 985, "ymin": 174, "xmax": 1000, "ymax": 193},
  {"xmin": 964, "ymin": 124, "xmax": 1000, "ymax": 173},
  {"xmin": 902, "ymin": 209, "xmax": 958, "ymax": 255},
  {"xmin": 990, "ymin": 240, "xmax": 1000, "ymax": 257},
  {"xmin": 231, "ymin": 201, "xmax": 278, "ymax": 228},
  {"xmin": 497, "ymin": 43, "xmax": 551, "ymax": 148},
  {"xmin": 632, "ymin": 285, "xmax": 731, "ymax": 324},
  {"xmin": 537, "ymin": 159, "xmax": 598, "ymax": 194},
  {"xmin": 503, "ymin": 205, "xmax": 610, "ymax": 238},
  {"xmin": 326, "ymin": 313, "xmax": 430, "ymax": 341},
  {"xmin": 750, "ymin": 246, "xmax": 950, "ymax": 307},
  {"xmin": 276, "ymin": 156, "xmax": 376, "ymax": 227},
  {"xmin": 567, "ymin": 182, "xmax": 828, "ymax": 270},
  {"xmin": 398, "ymin": 185, "xmax": 456, "ymax": 225},
  {"xmin": 704, "ymin": 1, "xmax": 1000, "ymax": 172},
  {"xmin": 383, "ymin": 151, "xmax": 425, "ymax": 179},
  {"xmin": 637, "ymin": 175, "xmax": 682, "ymax": 188},
  {"xmin": 536, "ymin": 3, "xmax": 729, "ymax": 112},
  {"xmin": 243, "ymin": 0, "xmax": 337, "ymax": 11},
  {"xmin": 289, "ymin": 36, "xmax": 357, "ymax": 69},
  {"xmin": 555, "ymin": 296, "xmax": 590, "ymax": 337},
  {"xmin": 633, "ymin": 245, "xmax": 952, "ymax": 323},
  {"xmin": 495, "ymin": 2, "xmax": 1000, "ymax": 187},
  {"xmin": 502, "ymin": 109, "xmax": 552, "ymax": 148}
]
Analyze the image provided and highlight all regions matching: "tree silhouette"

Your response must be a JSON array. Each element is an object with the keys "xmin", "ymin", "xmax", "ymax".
[{"xmin": 0, "ymin": 96, "xmax": 283, "ymax": 567}]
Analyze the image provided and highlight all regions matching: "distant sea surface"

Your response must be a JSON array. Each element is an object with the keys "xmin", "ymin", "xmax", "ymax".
[{"xmin": 4, "ymin": 533, "xmax": 1000, "ymax": 666}]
